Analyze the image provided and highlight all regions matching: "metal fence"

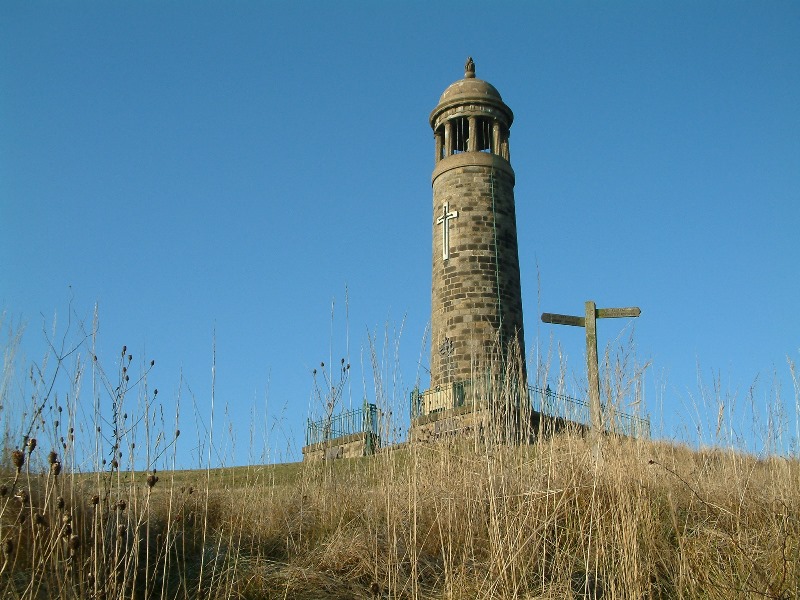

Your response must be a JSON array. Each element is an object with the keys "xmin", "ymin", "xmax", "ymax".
[
  {"xmin": 529, "ymin": 385, "xmax": 650, "ymax": 438},
  {"xmin": 411, "ymin": 382, "xmax": 650, "ymax": 439},
  {"xmin": 305, "ymin": 402, "xmax": 380, "ymax": 446}
]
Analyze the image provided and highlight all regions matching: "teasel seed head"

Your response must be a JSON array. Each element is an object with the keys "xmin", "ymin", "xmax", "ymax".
[{"xmin": 11, "ymin": 449, "xmax": 24, "ymax": 471}]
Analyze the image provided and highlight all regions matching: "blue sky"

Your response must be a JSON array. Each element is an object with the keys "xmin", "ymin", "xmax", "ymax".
[{"xmin": 2, "ymin": 2, "xmax": 799, "ymax": 466}]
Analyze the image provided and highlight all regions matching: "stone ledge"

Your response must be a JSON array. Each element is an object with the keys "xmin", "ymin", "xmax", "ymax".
[
  {"xmin": 411, "ymin": 402, "xmax": 485, "ymax": 427},
  {"xmin": 301, "ymin": 432, "xmax": 380, "ymax": 462},
  {"xmin": 432, "ymin": 152, "xmax": 514, "ymax": 185}
]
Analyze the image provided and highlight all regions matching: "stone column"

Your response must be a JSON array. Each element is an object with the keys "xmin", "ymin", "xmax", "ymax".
[
  {"xmin": 444, "ymin": 120, "xmax": 453, "ymax": 157},
  {"xmin": 501, "ymin": 130, "xmax": 509, "ymax": 161},
  {"xmin": 467, "ymin": 116, "xmax": 477, "ymax": 152},
  {"xmin": 492, "ymin": 120, "xmax": 500, "ymax": 155},
  {"xmin": 434, "ymin": 130, "xmax": 443, "ymax": 162}
]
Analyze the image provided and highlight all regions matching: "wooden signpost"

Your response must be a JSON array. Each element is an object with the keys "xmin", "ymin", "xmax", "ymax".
[{"xmin": 541, "ymin": 301, "xmax": 640, "ymax": 433}]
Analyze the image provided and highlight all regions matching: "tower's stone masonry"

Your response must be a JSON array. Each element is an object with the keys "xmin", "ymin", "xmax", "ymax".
[
  {"xmin": 427, "ymin": 58, "xmax": 526, "ymax": 399},
  {"xmin": 430, "ymin": 154, "xmax": 525, "ymax": 388}
]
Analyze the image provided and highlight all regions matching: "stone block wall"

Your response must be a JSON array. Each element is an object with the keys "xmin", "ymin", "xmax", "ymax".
[
  {"xmin": 430, "ymin": 152, "xmax": 525, "ymax": 388},
  {"xmin": 410, "ymin": 405, "xmax": 487, "ymax": 443},
  {"xmin": 301, "ymin": 432, "xmax": 379, "ymax": 462},
  {"xmin": 409, "ymin": 402, "xmax": 544, "ymax": 445}
]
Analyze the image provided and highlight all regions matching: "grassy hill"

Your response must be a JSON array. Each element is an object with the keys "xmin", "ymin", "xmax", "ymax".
[
  {"xmin": 2, "ymin": 320, "xmax": 797, "ymax": 598},
  {"xmin": 1, "ymin": 432, "xmax": 798, "ymax": 599}
]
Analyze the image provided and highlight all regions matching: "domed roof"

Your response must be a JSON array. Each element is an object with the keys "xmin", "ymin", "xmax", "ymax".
[
  {"xmin": 438, "ymin": 76, "xmax": 503, "ymax": 105},
  {"xmin": 430, "ymin": 58, "xmax": 512, "ymax": 129}
]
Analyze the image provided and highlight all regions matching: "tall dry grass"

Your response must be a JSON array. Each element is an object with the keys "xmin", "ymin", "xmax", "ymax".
[{"xmin": 1, "ymin": 310, "xmax": 798, "ymax": 599}]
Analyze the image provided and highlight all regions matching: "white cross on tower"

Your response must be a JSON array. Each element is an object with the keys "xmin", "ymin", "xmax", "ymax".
[{"xmin": 436, "ymin": 202, "xmax": 459, "ymax": 260}]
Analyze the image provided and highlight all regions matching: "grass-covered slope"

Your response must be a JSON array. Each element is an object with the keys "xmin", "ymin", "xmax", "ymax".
[{"xmin": 2, "ymin": 434, "xmax": 798, "ymax": 599}]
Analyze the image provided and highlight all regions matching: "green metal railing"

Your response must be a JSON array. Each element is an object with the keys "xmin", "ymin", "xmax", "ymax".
[
  {"xmin": 305, "ymin": 402, "xmax": 380, "ymax": 446},
  {"xmin": 411, "ymin": 382, "xmax": 650, "ymax": 439},
  {"xmin": 529, "ymin": 385, "xmax": 650, "ymax": 438}
]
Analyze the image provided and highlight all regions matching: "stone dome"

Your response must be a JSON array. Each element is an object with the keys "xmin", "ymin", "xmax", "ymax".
[
  {"xmin": 438, "ymin": 77, "xmax": 503, "ymax": 105},
  {"xmin": 430, "ymin": 58, "xmax": 513, "ymax": 129}
]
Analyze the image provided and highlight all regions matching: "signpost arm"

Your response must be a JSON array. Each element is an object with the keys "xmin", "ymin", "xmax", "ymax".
[
  {"xmin": 542, "ymin": 301, "xmax": 639, "ymax": 438},
  {"xmin": 585, "ymin": 300, "xmax": 602, "ymax": 433}
]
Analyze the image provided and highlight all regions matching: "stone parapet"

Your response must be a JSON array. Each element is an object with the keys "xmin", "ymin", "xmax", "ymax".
[
  {"xmin": 301, "ymin": 432, "xmax": 379, "ymax": 462},
  {"xmin": 431, "ymin": 151, "xmax": 514, "ymax": 185}
]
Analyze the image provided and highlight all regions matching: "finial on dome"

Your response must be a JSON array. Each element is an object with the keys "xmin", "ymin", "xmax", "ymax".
[{"xmin": 464, "ymin": 57, "xmax": 475, "ymax": 78}]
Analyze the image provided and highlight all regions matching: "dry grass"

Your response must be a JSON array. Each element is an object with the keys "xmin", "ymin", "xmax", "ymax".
[
  {"xmin": 1, "ymin": 312, "xmax": 798, "ymax": 599},
  {"xmin": 2, "ymin": 434, "xmax": 797, "ymax": 599}
]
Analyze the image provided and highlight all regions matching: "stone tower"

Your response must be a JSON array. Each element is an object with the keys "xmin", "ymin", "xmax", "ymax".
[{"xmin": 428, "ymin": 58, "xmax": 526, "ymax": 397}]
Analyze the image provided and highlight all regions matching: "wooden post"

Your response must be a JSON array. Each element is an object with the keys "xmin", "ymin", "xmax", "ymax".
[
  {"xmin": 541, "ymin": 302, "xmax": 640, "ymax": 434},
  {"xmin": 585, "ymin": 300, "xmax": 602, "ymax": 432}
]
